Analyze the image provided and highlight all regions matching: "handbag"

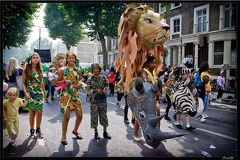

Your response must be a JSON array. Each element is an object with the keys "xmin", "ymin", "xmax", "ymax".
[
  {"xmin": 16, "ymin": 69, "xmax": 23, "ymax": 91},
  {"xmin": 94, "ymin": 94, "xmax": 107, "ymax": 100},
  {"xmin": 205, "ymin": 86, "xmax": 211, "ymax": 92}
]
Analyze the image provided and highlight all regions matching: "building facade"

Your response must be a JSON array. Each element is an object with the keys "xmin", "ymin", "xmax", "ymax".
[
  {"xmin": 147, "ymin": 2, "xmax": 237, "ymax": 88},
  {"xmin": 53, "ymin": 37, "xmax": 98, "ymax": 68}
]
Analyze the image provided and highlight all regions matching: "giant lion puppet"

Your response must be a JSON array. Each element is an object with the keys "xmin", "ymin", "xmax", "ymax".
[{"xmin": 115, "ymin": 3, "xmax": 187, "ymax": 148}]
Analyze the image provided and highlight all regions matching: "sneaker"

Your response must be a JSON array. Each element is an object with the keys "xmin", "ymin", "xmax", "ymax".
[
  {"xmin": 216, "ymin": 99, "xmax": 221, "ymax": 103},
  {"xmin": 164, "ymin": 116, "xmax": 171, "ymax": 121},
  {"xmin": 72, "ymin": 131, "xmax": 83, "ymax": 139},
  {"xmin": 124, "ymin": 119, "xmax": 130, "ymax": 124},
  {"xmin": 29, "ymin": 129, "xmax": 35, "ymax": 138},
  {"xmin": 204, "ymin": 113, "xmax": 209, "ymax": 118},
  {"xmin": 201, "ymin": 114, "xmax": 206, "ymax": 119},
  {"xmin": 199, "ymin": 118, "xmax": 206, "ymax": 123},
  {"xmin": 176, "ymin": 124, "xmax": 183, "ymax": 129},
  {"xmin": 36, "ymin": 128, "xmax": 43, "ymax": 139},
  {"xmin": 57, "ymin": 94, "xmax": 60, "ymax": 98},
  {"xmin": 61, "ymin": 138, "xmax": 68, "ymax": 145},
  {"xmin": 186, "ymin": 126, "xmax": 196, "ymax": 131},
  {"xmin": 103, "ymin": 131, "xmax": 111, "ymax": 139}
]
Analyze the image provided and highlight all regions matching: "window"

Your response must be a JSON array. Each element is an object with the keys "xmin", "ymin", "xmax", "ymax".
[
  {"xmin": 230, "ymin": 40, "xmax": 236, "ymax": 66},
  {"xmin": 170, "ymin": 3, "xmax": 181, "ymax": 10},
  {"xmin": 111, "ymin": 39, "xmax": 116, "ymax": 49},
  {"xmin": 173, "ymin": 19, "xmax": 180, "ymax": 33},
  {"xmin": 159, "ymin": 3, "xmax": 166, "ymax": 13},
  {"xmin": 213, "ymin": 41, "xmax": 224, "ymax": 65},
  {"xmin": 170, "ymin": 15, "xmax": 182, "ymax": 38},
  {"xmin": 224, "ymin": 3, "xmax": 235, "ymax": 28},
  {"xmin": 194, "ymin": 4, "xmax": 209, "ymax": 34}
]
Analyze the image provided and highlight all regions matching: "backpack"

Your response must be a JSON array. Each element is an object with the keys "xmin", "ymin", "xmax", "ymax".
[{"xmin": 194, "ymin": 72, "xmax": 202, "ymax": 87}]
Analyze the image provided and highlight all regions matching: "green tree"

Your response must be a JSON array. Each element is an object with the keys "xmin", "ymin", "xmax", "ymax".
[
  {"xmin": 3, "ymin": 3, "xmax": 41, "ymax": 49},
  {"xmin": 43, "ymin": 3, "xmax": 85, "ymax": 51},
  {"xmin": 60, "ymin": 3, "xmax": 125, "ymax": 66}
]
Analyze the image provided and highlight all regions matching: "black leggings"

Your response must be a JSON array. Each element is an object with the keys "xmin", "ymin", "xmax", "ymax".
[
  {"xmin": 217, "ymin": 88, "xmax": 224, "ymax": 99},
  {"xmin": 109, "ymin": 83, "xmax": 115, "ymax": 95},
  {"xmin": 165, "ymin": 94, "xmax": 172, "ymax": 116},
  {"xmin": 117, "ymin": 92, "xmax": 124, "ymax": 101},
  {"xmin": 124, "ymin": 95, "xmax": 129, "ymax": 120}
]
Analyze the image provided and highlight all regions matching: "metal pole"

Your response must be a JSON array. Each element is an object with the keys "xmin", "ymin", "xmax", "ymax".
[{"xmin": 39, "ymin": 27, "xmax": 41, "ymax": 49}]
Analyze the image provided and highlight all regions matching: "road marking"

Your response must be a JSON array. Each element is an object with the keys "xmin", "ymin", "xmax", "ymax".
[{"xmin": 196, "ymin": 128, "xmax": 237, "ymax": 141}]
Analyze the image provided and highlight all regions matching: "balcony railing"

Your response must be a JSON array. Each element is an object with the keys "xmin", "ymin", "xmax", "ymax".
[
  {"xmin": 220, "ymin": 16, "xmax": 235, "ymax": 28},
  {"xmin": 194, "ymin": 21, "xmax": 208, "ymax": 33}
]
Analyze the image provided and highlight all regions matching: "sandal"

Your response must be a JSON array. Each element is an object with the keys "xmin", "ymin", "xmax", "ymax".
[{"xmin": 72, "ymin": 131, "xmax": 83, "ymax": 139}]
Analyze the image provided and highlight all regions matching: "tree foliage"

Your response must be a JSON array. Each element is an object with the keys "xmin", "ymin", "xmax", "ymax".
[
  {"xmin": 30, "ymin": 37, "xmax": 54, "ymax": 51},
  {"xmin": 3, "ymin": 3, "xmax": 41, "ymax": 49},
  {"xmin": 60, "ymin": 3, "xmax": 126, "ymax": 66},
  {"xmin": 43, "ymin": 3, "xmax": 85, "ymax": 51}
]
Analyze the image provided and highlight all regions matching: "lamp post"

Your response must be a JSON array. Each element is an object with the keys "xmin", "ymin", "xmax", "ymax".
[{"xmin": 34, "ymin": 26, "xmax": 45, "ymax": 49}]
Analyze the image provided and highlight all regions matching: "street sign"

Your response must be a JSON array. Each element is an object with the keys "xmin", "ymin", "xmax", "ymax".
[{"xmin": 34, "ymin": 49, "xmax": 51, "ymax": 63}]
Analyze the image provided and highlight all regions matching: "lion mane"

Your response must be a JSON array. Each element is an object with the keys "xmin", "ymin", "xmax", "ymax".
[{"xmin": 115, "ymin": 3, "xmax": 170, "ymax": 93}]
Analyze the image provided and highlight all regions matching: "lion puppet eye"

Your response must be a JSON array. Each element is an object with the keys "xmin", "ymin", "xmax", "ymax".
[{"xmin": 144, "ymin": 18, "xmax": 152, "ymax": 24}]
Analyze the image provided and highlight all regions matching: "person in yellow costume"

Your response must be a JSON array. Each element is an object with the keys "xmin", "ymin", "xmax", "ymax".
[
  {"xmin": 133, "ymin": 55, "xmax": 160, "ymax": 142},
  {"xmin": 200, "ymin": 66, "xmax": 212, "ymax": 119},
  {"xmin": 3, "ymin": 87, "xmax": 29, "ymax": 146}
]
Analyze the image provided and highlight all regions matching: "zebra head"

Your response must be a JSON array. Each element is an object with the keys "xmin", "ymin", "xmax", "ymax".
[{"xmin": 127, "ymin": 77, "xmax": 188, "ymax": 148}]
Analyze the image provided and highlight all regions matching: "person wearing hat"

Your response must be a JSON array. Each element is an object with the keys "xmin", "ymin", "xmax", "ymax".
[
  {"xmin": 45, "ymin": 66, "xmax": 57, "ymax": 102},
  {"xmin": 216, "ymin": 71, "xmax": 226, "ymax": 103}
]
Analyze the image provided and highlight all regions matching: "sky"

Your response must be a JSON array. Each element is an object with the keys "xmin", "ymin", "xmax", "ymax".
[{"xmin": 27, "ymin": 3, "xmax": 60, "ymax": 46}]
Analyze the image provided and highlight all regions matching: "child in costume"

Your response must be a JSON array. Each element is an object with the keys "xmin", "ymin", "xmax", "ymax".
[
  {"xmin": 3, "ymin": 87, "xmax": 29, "ymax": 146},
  {"xmin": 86, "ymin": 63, "xmax": 111, "ymax": 140}
]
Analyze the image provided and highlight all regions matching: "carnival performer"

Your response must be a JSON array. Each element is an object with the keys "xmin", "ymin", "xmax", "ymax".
[
  {"xmin": 51, "ymin": 53, "xmax": 66, "ymax": 98},
  {"xmin": 86, "ymin": 63, "xmax": 111, "ymax": 140},
  {"xmin": 56, "ymin": 52, "xmax": 83, "ymax": 145},
  {"xmin": 22, "ymin": 52, "xmax": 46, "ymax": 138},
  {"xmin": 133, "ymin": 55, "xmax": 160, "ymax": 142},
  {"xmin": 172, "ymin": 66, "xmax": 196, "ymax": 131},
  {"xmin": 115, "ymin": 68, "xmax": 135, "ymax": 124},
  {"xmin": 3, "ymin": 87, "xmax": 29, "ymax": 146}
]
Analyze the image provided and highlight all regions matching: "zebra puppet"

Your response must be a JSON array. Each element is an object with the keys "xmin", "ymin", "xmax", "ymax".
[{"xmin": 171, "ymin": 66, "xmax": 204, "ymax": 118}]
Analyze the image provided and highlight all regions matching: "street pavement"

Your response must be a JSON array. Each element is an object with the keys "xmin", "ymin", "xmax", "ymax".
[{"xmin": 2, "ymin": 90, "xmax": 238, "ymax": 158}]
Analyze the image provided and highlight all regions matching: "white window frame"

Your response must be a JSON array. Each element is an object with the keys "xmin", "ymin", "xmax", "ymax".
[
  {"xmin": 224, "ymin": 3, "xmax": 235, "ymax": 28},
  {"xmin": 230, "ymin": 40, "xmax": 236, "ymax": 66},
  {"xmin": 170, "ymin": 15, "xmax": 182, "ymax": 39},
  {"xmin": 194, "ymin": 4, "xmax": 209, "ymax": 34},
  {"xmin": 159, "ymin": 3, "xmax": 166, "ymax": 13},
  {"xmin": 170, "ymin": 3, "xmax": 181, "ymax": 10},
  {"xmin": 213, "ymin": 41, "xmax": 224, "ymax": 65},
  {"xmin": 111, "ymin": 39, "xmax": 116, "ymax": 50}
]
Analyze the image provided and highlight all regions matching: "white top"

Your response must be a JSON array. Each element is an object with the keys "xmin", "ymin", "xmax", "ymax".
[
  {"xmin": 48, "ymin": 72, "xmax": 57, "ymax": 81},
  {"xmin": 101, "ymin": 69, "xmax": 109, "ymax": 77},
  {"xmin": 217, "ymin": 76, "xmax": 225, "ymax": 90},
  {"xmin": 187, "ymin": 57, "xmax": 193, "ymax": 64}
]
